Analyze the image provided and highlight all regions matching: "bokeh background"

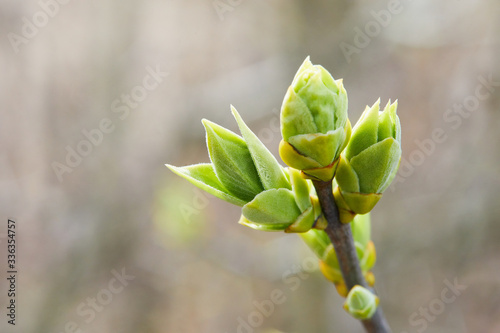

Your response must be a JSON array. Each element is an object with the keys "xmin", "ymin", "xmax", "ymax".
[{"xmin": 1, "ymin": 0, "xmax": 499, "ymax": 332}]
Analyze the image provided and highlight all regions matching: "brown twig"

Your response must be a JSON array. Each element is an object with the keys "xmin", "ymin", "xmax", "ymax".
[{"xmin": 313, "ymin": 179, "xmax": 392, "ymax": 333}]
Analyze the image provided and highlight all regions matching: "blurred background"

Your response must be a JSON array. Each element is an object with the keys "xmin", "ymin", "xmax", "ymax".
[{"xmin": 0, "ymin": 0, "xmax": 499, "ymax": 332}]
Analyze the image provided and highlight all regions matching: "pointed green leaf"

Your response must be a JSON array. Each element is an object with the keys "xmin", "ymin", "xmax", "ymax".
[
  {"xmin": 231, "ymin": 106, "xmax": 291, "ymax": 191},
  {"xmin": 335, "ymin": 157, "xmax": 360, "ymax": 193},
  {"xmin": 379, "ymin": 158, "xmax": 401, "ymax": 193},
  {"xmin": 346, "ymin": 100, "xmax": 380, "ymax": 160},
  {"xmin": 242, "ymin": 189, "xmax": 300, "ymax": 225},
  {"xmin": 288, "ymin": 167, "xmax": 312, "ymax": 211},
  {"xmin": 377, "ymin": 100, "xmax": 395, "ymax": 141},
  {"xmin": 349, "ymin": 138, "xmax": 401, "ymax": 193},
  {"xmin": 333, "ymin": 79, "xmax": 348, "ymax": 127},
  {"xmin": 285, "ymin": 207, "xmax": 315, "ymax": 233},
  {"xmin": 320, "ymin": 67, "xmax": 340, "ymax": 94},
  {"xmin": 166, "ymin": 163, "xmax": 246, "ymax": 206},
  {"xmin": 203, "ymin": 119, "xmax": 264, "ymax": 202},
  {"xmin": 291, "ymin": 56, "xmax": 314, "ymax": 88},
  {"xmin": 395, "ymin": 103, "xmax": 401, "ymax": 144},
  {"xmin": 281, "ymin": 87, "xmax": 317, "ymax": 140}
]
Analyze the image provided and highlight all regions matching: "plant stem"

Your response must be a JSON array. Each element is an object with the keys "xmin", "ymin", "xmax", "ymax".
[{"xmin": 312, "ymin": 179, "xmax": 392, "ymax": 333}]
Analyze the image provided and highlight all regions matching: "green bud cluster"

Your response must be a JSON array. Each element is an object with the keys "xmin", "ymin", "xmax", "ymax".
[
  {"xmin": 167, "ymin": 58, "xmax": 402, "ymax": 309},
  {"xmin": 167, "ymin": 106, "xmax": 326, "ymax": 233},
  {"xmin": 279, "ymin": 57, "xmax": 351, "ymax": 182},
  {"xmin": 278, "ymin": 58, "xmax": 401, "ymax": 223},
  {"xmin": 168, "ymin": 58, "xmax": 401, "ymax": 229},
  {"xmin": 334, "ymin": 99, "xmax": 401, "ymax": 223}
]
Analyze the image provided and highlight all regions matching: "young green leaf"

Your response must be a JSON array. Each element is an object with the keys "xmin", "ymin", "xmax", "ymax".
[
  {"xmin": 231, "ymin": 106, "xmax": 291, "ymax": 191},
  {"xmin": 203, "ymin": 119, "xmax": 264, "ymax": 202},
  {"xmin": 242, "ymin": 188, "xmax": 301, "ymax": 225},
  {"xmin": 166, "ymin": 163, "xmax": 246, "ymax": 206},
  {"xmin": 349, "ymin": 138, "xmax": 401, "ymax": 193},
  {"xmin": 288, "ymin": 167, "xmax": 312, "ymax": 211}
]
